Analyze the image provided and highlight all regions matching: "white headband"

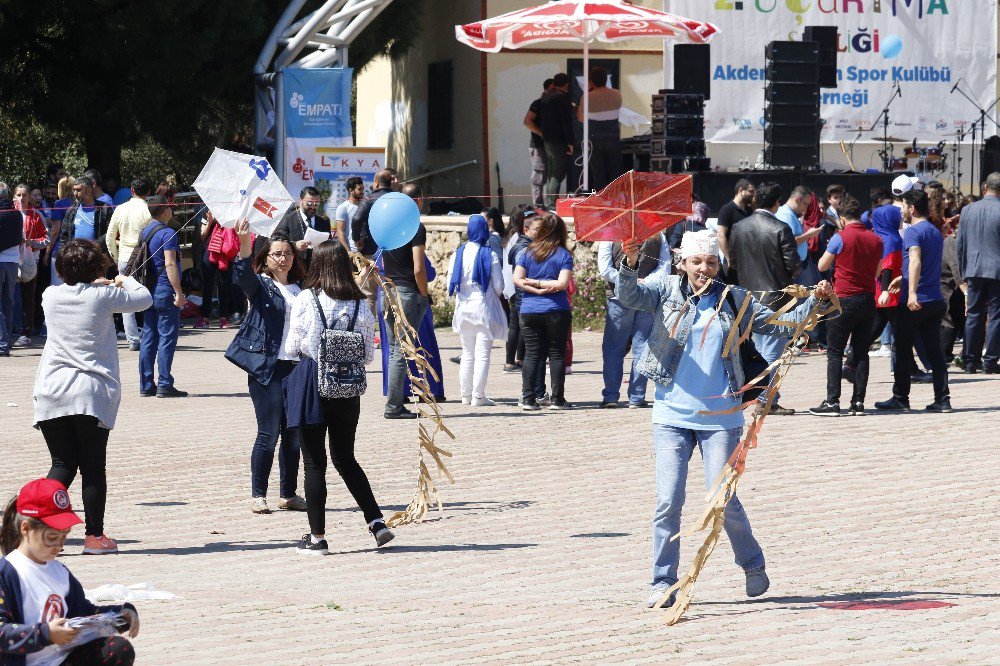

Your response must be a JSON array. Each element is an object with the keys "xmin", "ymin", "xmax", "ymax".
[{"xmin": 678, "ymin": 229, "xmax": 719, "ymax": 260}]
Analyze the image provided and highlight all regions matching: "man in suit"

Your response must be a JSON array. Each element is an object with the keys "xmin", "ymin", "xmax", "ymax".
[
  {"xmin": 729, "ymin": 181, "xmax": 801, "ymax": 416},
  {"xmin": 272, "ymin": 186, "xmax": 330, "ymax": 249},
  {"xmin": 956, "ymin": 172, "xmax": 1000, "ymax": 373}
]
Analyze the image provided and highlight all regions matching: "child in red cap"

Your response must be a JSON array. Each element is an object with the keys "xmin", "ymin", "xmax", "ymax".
[{"xmin": 0, "ymin": 479, "xmax": 140, "ymax": 666}]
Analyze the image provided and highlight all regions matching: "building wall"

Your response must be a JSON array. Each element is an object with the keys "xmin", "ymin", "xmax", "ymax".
[{"xmin": 356, "ymin": 2, "xmax": 485, "ymax": 200}]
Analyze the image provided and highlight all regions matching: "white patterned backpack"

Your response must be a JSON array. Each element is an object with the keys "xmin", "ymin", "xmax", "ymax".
[{"xmin": 312, "ymin": 291, "xmax": 367, "ymax": 398}]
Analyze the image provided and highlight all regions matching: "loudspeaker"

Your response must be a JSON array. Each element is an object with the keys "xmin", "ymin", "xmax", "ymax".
[
  {"xmin": 765, "ymin": 104, "xmax": 821, "ymax": 126},
  {"xmin": 766, "ymin": 41, "xmax": 819, "ymax": 63},
  {"xmin": 766, "ymin": 144, "xmax": 820, "ymax": 168},
  {"xmin": 766, "ymin": 60, "xmax": 820, "ymax": 83},
  {"xmin": 766, "ymin": 82, "xmax": 820, "ymax": 105},
  {"xmin": 765, "ymin": 123, "xmax": 822, "ymax": 146},
  {"xmin": 804, "ymin": 26, "xmax": 839, "ymax": 88},
  {"xmin": 673, "ymin": 44, "xmax": 711, "ymax": 100},
  {"xmin": 981, "ymin": 147, "xmax": 1000, "ymax": 179}
]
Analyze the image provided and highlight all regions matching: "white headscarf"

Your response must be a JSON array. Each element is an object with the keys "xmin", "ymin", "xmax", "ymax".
[{"xmin": 678, "ymin": 229, "xmax": 719, "ymax": 260}]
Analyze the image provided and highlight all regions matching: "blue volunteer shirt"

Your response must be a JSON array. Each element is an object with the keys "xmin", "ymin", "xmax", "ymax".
[
  {"xmin": 74, "ymin": 206, "xmax": 96, "ymax": 240},
  {"xmin": 515, "ymin": 246, "xmax": 574, "ymax": 314},
  {"xmin": 652, "ymin": 291, "xmax": 744, "ymax": 430},
  {"xmin": 776, "ymin": 204, "xmax": 807, "ymax": 262},
  {"xmin": 142, "ymin": 223, "xmax": 180, "ymax": 291},
  {"xmin": 901, "ymin": 220, "xmax": 944, "ymax": 303}
]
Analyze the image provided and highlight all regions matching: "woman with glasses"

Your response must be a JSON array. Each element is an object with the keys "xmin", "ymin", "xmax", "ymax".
[{"xmin": 226, "ymin": 221, "xmax": 308, "ymax": 515}]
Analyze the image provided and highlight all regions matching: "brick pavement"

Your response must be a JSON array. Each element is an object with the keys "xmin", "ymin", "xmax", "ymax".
[{"xmin": 2, "ymin": 327, "xmax": 999, "ymax": 664}]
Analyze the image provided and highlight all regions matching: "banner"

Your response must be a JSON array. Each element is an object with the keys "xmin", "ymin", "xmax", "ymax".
[
  {"xmin": 666, "ymin": 0, "xmax": 997, "ymax": 143},
  {"xmin": 282, "ymin": 67, "xmax": 354, "ymax": 193},
  {"xmin": 309, "ymin": 147, "xmax": 386, "ymax": 218}
]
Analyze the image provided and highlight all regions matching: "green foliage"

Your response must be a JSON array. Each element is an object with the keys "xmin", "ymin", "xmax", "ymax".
[
  {"xmin": 0, "ymin": 111, "xmax": 86, "ymax": 186},
  {"xmin": 431, "ymin": 295, "xmax": 455, "ymax": 329}
]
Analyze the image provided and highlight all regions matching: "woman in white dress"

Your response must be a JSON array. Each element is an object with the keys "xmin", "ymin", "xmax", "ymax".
[{"xmin": 447, "ymin": 214, "xmax": 508, "ymax": 406}]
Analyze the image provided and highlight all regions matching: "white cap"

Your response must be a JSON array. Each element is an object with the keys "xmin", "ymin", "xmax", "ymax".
[
  {"xmin": 678, "ymin": 229, "xmax": 719, "ymax": 260},
  {"xmin": 891, "ymin": 175, "xmax": 921, "ymax": 196}
]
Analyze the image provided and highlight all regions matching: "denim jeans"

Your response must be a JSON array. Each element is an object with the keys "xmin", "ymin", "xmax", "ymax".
[
  {"xmin": 543, "ymin": 142, "xmax": 571, "ymax": 206},
  {"xmin": 520, "ymin": 310, "xmax": 571, "ymax": 403},
  {"xmin": 652, "ymin": 425, "xmax": 764, "ymax": 588},
  {"xmin": 752, "ymin": 331, "xmax": 789, "ymax": 403},
  {"xmin": 824, "ymin": 294, "xmax": 876, "ymax": 405},
  {"xmin": 383, "ymin": 285, "xmax": 428, "ymax": 414},
  {"xmin": 964, "ymin": 277, "xmax": 1000, "ymax": 368},
  {"xmin": 139, "ymin": 285, "xmax": 181, "ymax": 392},
  {"xmin": 601, "ymin": 298, "xmax": 653, "ymax": 404},
  {"xmin": 0, "ymin": 262, "xmax": 17, "ymax": 352},
  {"xmin": 892, "ymin": 300, "xmax": 950, "ymax": 403},
  {"xmin": 117, "ymin": 259, "xmax": 140, "ymax": 344},
  {"xmin": 249, "ymin": 360, "xmax": 300, "ymax": 499}
]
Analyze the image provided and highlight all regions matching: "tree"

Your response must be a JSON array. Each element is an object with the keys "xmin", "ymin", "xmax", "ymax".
[{"xmin": 0, "ymin": 0, "xmax": 283, "ymax": 177}]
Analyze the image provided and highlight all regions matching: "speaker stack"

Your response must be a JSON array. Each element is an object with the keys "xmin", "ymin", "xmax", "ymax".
[
  {"xmin": 764, "ymin": 41, "xmax": 821, "ymax": 169},
  {"xmin": 650, "ymin": 90, "xmax": 709, "ymax": 173}
]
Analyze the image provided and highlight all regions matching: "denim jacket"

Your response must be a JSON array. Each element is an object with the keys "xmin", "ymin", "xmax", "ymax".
[
  {"xmin": 616, "ymin": 261, "xmax": 821, "ymax": 394},
  {"xmin": 225, "ymin": 257, "xmax": 297, "ymax": 386}
]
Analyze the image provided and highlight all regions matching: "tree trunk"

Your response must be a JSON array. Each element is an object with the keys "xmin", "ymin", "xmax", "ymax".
[{"xmin": 85, "ymin": 132, "xmax": 123, "ymax": 181}]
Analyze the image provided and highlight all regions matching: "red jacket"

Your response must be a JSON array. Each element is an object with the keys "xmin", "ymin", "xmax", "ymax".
[{"xmin": 21, "ymin": 208, "xmax": 47, "ymax": 246}]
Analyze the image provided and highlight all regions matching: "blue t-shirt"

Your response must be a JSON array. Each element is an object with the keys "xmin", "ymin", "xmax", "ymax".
[
  {"xmin": 516, "ymin": 246, "xmax": 574, "ymax": 314},
  {"xmin": 142, "ymin": 224, "xmax": 179, "ymax": 291},
  {"xmin": 652, "ymin": 292, "xmax": 744, "ymax": 430},
  {"xmin": 97, "ymin": 193, "xmax": 115, "ymax": 209},
  {"xmin": 112, "ymin": 187, "xmax": 132, "ymax": 206},
  {"xmin": 901, "ymin": 220, "xmax": 944, "ymax": 303},
  {"xmin": 74, "ymin": 207, "xmax": 96, "ymax": 240},
  {"xmin": 51, "ymin": 197, "xmax": 72, "ymax": 222},
  {"xmin": 776, "ymin": 204, "xmax": 807, "ymax": 262}
]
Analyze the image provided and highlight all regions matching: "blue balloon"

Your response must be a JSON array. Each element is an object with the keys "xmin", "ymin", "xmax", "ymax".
[
  {"xmin": 369, "ymin": 192, "xmax": 421, "ymax": 250},
  {"xmin": 881, "ymin": 35, "xmax": 903, "ymax": 60}
]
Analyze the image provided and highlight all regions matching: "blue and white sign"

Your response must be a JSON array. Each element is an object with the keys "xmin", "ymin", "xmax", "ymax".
[{"xmin": 283, "ymin": 67, "xmax": 354, "ymax": 187}]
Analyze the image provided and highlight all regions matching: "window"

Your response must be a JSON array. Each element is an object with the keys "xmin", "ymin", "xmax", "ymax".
[{"xmin": 427, "ymin": 60, "xmax": 454, "ymax": 150}]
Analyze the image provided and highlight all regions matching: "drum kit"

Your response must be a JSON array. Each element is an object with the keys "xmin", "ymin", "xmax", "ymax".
[
  {"xmin": 880, "ymin": 137, "xmax": 948, "ymax": 175},
  {"xmin": 876, "ymin": 137, "xmax": 948, "ymax": 176}
]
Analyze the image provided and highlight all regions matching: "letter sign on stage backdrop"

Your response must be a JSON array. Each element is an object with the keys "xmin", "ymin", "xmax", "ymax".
[
  {"xmin": 283, "ymin": 67, "xmax": 354, "ymax": 205},
  {"xmin": 665, "ymin": 0, "xmax": 996, "ymax": 144}
]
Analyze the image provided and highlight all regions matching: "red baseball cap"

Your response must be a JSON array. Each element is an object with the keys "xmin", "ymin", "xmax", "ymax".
[{"xmin": 16, "ymin": 479, "xmax": 83, "ymax": 530}]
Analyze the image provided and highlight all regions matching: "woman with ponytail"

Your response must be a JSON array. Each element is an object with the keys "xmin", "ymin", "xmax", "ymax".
[
  {"xmin": 447, "ymin": 214, "xmax": 507, "ymax": 406},
  {"xmin": 1, "ymin": 479, "xmax": 140, "ymax": 665}
]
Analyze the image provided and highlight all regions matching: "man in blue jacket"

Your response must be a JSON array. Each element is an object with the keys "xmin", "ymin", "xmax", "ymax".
[{"xmin": 956, "ymin": 172, "xmax": 1000, "ymax": 373}]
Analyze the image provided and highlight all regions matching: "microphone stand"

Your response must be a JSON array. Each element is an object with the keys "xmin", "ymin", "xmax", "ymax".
[
  {"xmin": 953, "ymin": 85, "xmax": 1000, "ymax": 193},
  {"xmin": 866, "ymin": 83, "xmax": 901, "ymax": 172}
]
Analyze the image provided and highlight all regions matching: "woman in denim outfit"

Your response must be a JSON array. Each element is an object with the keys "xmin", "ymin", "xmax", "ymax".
[
  {"xmin": 226, "ymin": 220, "xmax": 307, "ymax": 515},
  {"xmin": 617, "ymin": 230, "xmax": 834, "ymax": 609}
]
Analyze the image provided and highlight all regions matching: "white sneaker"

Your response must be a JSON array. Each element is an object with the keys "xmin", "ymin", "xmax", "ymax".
[
  {"xmin": 646, "ymin": 587, "xmax": 675, "ymax": 608},
  {"xmin": 12, "ymin": 335, "xmax": 31, "ymax": 348},
  {"xmin": 871, "ymin": 345, "xmax": 893, "ymax": 358},
  {"xmin": 461, "ymin": 396, "xmax": 471, "ymax": 405},
  {"xmin": 277, "ymin": 495, "xmax": 307, "ymax": 511},
  {"xmin": 471, "ymin": 397, "xmax": 496, "ymax": 407},
  {"xmin": 252, "ymin": 497, "xmax": 271, "ymax": 514}
]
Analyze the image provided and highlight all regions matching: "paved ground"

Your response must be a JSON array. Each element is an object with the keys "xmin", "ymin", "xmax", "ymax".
[{"xmin": 2, "ymin": 326, "xmax": 999, "ymax": 665}]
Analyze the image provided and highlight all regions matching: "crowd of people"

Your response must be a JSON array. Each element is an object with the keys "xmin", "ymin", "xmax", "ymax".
[{"xmin": 2, "ymin": 148, "xmax": 998, "ymax": 658}]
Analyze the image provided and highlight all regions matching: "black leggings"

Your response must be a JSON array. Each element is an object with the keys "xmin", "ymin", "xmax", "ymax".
[
  {"xmin": 39, "ymin": 415, "xmax": 110, "ymax": 537},
  {"xmin": 64, "ymin": 636, "xmax": 135, "ymax": 665},
  {"xmin": 520, "ymin": 310, "xmax": 571, "ymax": 403},
  {"xmin": 299, "ymin": 397, "xmax": 383, "ymax": 535},
  {"xmin": 505, "ymin": 293, "xmax": 525, "ymax": 365}
]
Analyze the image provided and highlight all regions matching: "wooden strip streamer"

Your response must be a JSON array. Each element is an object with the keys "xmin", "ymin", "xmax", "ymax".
[
  {"xmin": 352, "ymin": 255, "xmax": 456, "ymax": 529},
  {"xmin": 656, "ymin": 280, "xmax": 841, "ymax": 625}
]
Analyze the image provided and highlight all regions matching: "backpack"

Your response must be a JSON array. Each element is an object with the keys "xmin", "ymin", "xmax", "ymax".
[
  {"xmin": 312, "ymin": 290, "xmax": 367, "ymax": 399},
  {"xmin": 124, "ymin": 222, "xmax": 167, "ymax": 293}
]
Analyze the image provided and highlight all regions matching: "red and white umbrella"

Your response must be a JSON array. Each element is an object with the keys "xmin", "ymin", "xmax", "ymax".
[{"xmin": 456, "ymin": 1, "xmax": 719, "ymax": 191}]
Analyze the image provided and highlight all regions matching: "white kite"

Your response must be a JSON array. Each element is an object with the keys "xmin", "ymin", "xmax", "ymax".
[{"xmin": 192, "ymin": 148, "xmax": 294, "ymax": 237}]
